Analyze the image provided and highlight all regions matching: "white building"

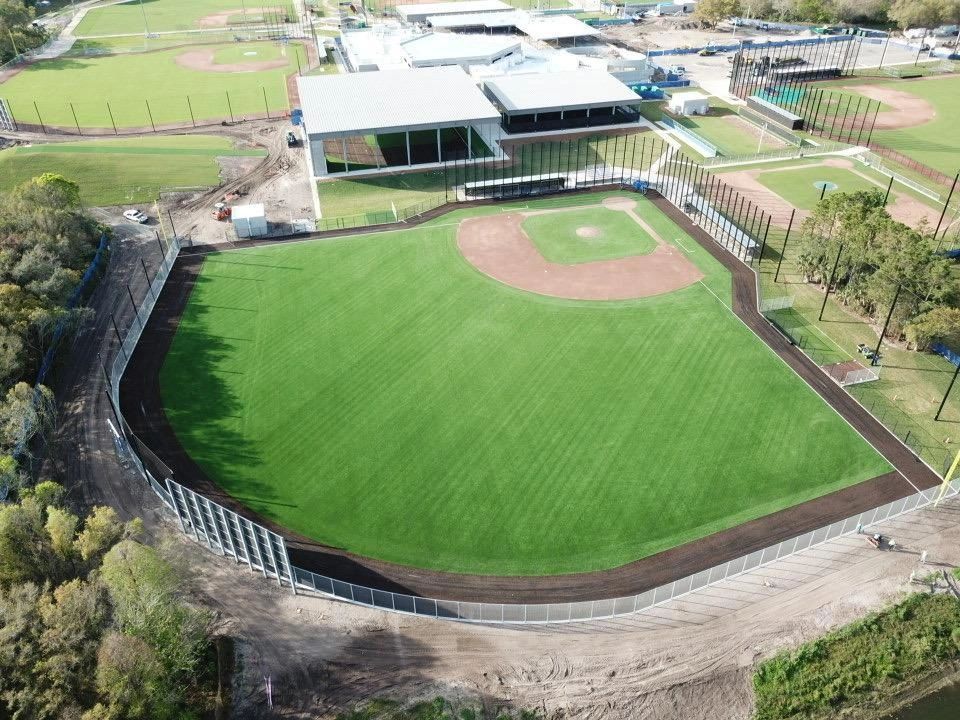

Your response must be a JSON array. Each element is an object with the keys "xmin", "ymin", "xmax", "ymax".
[
  {"xmin": 232, "ymin": 204, "xmax": 268, "ymax": 238},
  {"xmin": 668, "ymin": 91, "xmax": 710, "ymax": 116}
]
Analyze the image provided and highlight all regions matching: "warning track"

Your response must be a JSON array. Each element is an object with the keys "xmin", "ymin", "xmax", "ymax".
[{"xmin": 119, "ymin": 190, "xmax": 941, "ymax": 604}]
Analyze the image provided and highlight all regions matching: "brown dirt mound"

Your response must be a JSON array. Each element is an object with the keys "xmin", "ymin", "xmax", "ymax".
[
  {"xmin": 576, "ymin": 226, "xmax": 602, "ymax": 238},
  {"xmin": 457, "ymin": 212, "xmax": 704, "ymax": 301},
  {"xmin": 175, "ymin": 48, "xmax": 289, "ymax": 73},
  {"xmin": 844, "ymin": 84, "xmax": 936, "ymax": 130}
]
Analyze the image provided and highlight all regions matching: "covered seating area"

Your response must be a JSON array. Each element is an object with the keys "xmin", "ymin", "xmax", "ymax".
[
  {"xmin": 297, "ymin": 67, "xmax": 502, "ymax": 177},
  {"xmin": 482, "ymin": 70, "xmax": 642, "ymax": 135}
]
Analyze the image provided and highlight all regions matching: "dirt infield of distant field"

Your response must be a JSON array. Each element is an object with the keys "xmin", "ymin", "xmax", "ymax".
[
  {"xmin": 174, "ymin": 47, "xmax": 290, "ymax": 73},
  {"xmin": 198, "ymin": 7, "xmax": 289, "ymax": 28},
  {"xmin": 457, "ymin": 202, "xmax": 704, "ymax": 301},
  {"xmin": 843, "ymin": 84, "xmax": 936, "ymax": 130}
]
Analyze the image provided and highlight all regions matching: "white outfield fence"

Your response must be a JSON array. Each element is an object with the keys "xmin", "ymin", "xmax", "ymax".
[{"xmin": 104, "ymin": 173, "xmax": 960, "ymax": 623}]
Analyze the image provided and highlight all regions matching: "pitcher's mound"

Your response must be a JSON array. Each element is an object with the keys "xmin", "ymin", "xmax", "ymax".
[{"xmin": 576, "ymin": 226, "xmax": 602, "ymax": 239}]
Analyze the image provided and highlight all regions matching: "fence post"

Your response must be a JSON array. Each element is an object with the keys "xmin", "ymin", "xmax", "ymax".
[
  {"xmin": 818, "ymin": 243, "xmax": 844, "ymax": 321},
  {"xmin": 261, "ymin": 86, "xmax": 270, "ymax": 119},
  {"xmin": 69, "ymin": 102, "xmax": 82, "ymax": 135},
  {"xmin": 186, "ymin": 95, "xmax": 196, "ymax": 128},
  {"xmin": 145, "ymin": 99, "xmax": 156, "ymax": 133},
  {"xmin": 226, "ymin": 91, "xmax": 235, "ymax": 123},
  {"xmin": 106, "ymin": 101, "xmax": 118, "ymax": 135},
  {"xmin": 774, "ymin": 209, "xmax": 795, "ymax": 283}
]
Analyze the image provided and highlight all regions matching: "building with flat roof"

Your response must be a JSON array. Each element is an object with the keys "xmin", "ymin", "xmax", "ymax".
[
  {"xmin": 515, "ymin": 15, "xmax": 601, "ymax": 44},
  {"xmin": 297, "ymin": 67, "xmax": 502, "ymax": 177},
  {"xmin": 396, "ymin": 0, "xmax": 513, "ymax": 24},
  {"xmin": 400, "ymin": 33, "xmax": 521, "ymax": 68},
  {"xmin": 482, "ymin": 70, "xmax": 641, "ymax": 134},
  {"xmin": 426, "ymin": 10, "xmax": 526, "ymax": 31}
]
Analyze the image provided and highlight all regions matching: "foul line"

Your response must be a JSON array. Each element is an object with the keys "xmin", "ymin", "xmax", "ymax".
[{"xmin": 672, "ymin": 236, "xmax": 694, "ymax": 254}]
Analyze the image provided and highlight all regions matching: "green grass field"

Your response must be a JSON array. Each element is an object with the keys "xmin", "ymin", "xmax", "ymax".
[
  {"xmin": 160, "ymin": 192, "xmax": 890, "ymax": 575},
  {"xmin": 0, "ymin": 136, "xmax": 266, "ymax": 206},
  {"xmin": 865, "ymin": 76, "xmax": 960, "ymax": 178},
  {"xmin": 74, "ymin": 0, "xmax": 296, "ymax": 36},
  {"xmin": 641, "ymin": 102, "xmax": 785, "ymax": 157},
  {"xmin": 522, "ymin": 207, "xmax": 657, "ymax": 264},
  {"xmin": 755, "ymin": 165, "xmax": 881, "ymax": 210},
  {"xmin": 0, "ymin": 42, "xmax": 303, "ymax": 129}
]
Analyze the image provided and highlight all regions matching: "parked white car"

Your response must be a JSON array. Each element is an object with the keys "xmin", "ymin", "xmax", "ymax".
[{"xmin": 122, "ymin": 209, "xmax": 149, "ymax": 223}]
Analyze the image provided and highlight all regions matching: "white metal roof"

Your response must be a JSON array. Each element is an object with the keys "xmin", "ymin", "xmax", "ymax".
[
  {"xmin": 396, "ymin": 0, "xmax": 511, "ymax": 19},
  {"xmin": 484, "ymin": 70, "xmax": 638, "ymax": 113},
  {"xmin": 670, "ymin": 91, "xmax": 710, "ymax": 101},
  {"xmin": 400, "ymin": 33, "xmax": 520, "ymax": 66},
  {"xmin": 297, "ymin": 67, "xmax": 500, "ymax": 137},
  {"xmin": 426, "ymin": 10, "xmax": 525, "ymax": 28},
  {"xmin": 231, "ymin": 203, "xmax": 265, "ymax": 220},
  {"xmin": 515, "ymin": 15, "xmax": 600, "ymax": 40}
]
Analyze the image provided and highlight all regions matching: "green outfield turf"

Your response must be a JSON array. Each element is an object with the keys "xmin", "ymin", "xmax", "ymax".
[
  {"xmin": 0, "ymin": 136, "xmax": 266, "ymax": 206},
  {"xmin": 755, "ymin": 165, "xmax": 882, "ymax": 210},
  {"xmin": 0, "ymin": 42, "xmax": 303, "ymax": 129},
  {"xmin": 863, "ymin": 76, "xmax": 960, "ymax": 179},
  {"xmin": 74, "ymin": 0, "xmax": 296, "ymax": 36},
  {"xmin": 522, "ymin": 206, "xmax": 657, "ymax": 264},
  {"xmin": 159, "ymin": 192, "xmax": 890, "ymax": 575}
]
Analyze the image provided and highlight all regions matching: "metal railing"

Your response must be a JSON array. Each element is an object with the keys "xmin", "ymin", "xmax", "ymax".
[
  {"xmin": 104, "ymin": 173, "xmax": 960, "ymax": 623},
  {"xmin": 659, "ymin": 117, "xmax": 719, "ymax": 158},
  {"xmin": 855, "ymin": 151, "xmax": 944, "ymax": 201}
]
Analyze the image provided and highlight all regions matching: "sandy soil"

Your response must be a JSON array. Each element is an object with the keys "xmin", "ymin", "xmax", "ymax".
[
  {"xmin": 457, "ymin": 206, "xmax": 703, "ymax": 301},
  {"xmin": 175, "ymin": 48, "xmax": 291, "ymax": 73},
  {"xmin": 844, "ymin": 84, "xmax": 937, "ymax": 130}
]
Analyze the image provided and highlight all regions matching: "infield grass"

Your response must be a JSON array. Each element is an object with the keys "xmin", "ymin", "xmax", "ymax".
[
  {"xmin": 0, "ymin": 42, "xmax": 303, "ymax": 129},
  {"xmin": 75, "ymin": 0, "xmax": 296, "ymax": 36},
  {"xmin": 162, "ymin": 193, "xmax": 891, "ymax": 575},
  {"xmin": 522, "ymin": 206, "xmax": 657, "ymax": 264},
  {"xmin": 0, "ymin": 136, "xmax": 265, "ymax": 206}
]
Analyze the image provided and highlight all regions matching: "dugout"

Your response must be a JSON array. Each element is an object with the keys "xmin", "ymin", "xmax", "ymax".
[
  {"xmin": 483, "ymin": 71, "xmax": 641, "ymax": 135},
  {"xmin": 746, "ymin": 95, "xmax": 804, "ymax": 130},
  {"xmin": 461, "ymin": 173, "xmax": 567, "ymax": 199},
  {"xmin": 296, "ymin": 67, "xmax": 502, "ymax": 177}
]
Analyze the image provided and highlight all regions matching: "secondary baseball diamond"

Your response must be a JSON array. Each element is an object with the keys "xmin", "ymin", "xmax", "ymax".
[{"xmin": 159, "ymin": 192, "xmax": 890, "ymax": 576}]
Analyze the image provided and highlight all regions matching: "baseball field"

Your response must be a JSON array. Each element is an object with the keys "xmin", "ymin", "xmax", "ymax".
[
  {"xmin": 74, "ymin": 0, "xmax": 297, "ymax": 36},
  {"xmin": 0, "ymin": 40, "xmax": 304, "ymax": 129},
  {"xmin": 158, "ymin": 191, "xmax": 890, "ymax": 576}
]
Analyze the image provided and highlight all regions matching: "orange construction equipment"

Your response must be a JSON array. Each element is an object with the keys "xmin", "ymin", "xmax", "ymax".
[{"xmin": 213, "ymin": 202, "xmax": 232, "ymax": 221}]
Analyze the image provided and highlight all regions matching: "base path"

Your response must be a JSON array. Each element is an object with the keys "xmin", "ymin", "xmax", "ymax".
[
  {"xmin": 457, "ymin": 209, "xmax": 703, "ymax": 301},
  {"xmin": 844, "ymin": 84, "xmax": 936, "ymax": 130},
  {"xmin": 175, "ymin": 48, "xmax": 291, "ymax": 73}
]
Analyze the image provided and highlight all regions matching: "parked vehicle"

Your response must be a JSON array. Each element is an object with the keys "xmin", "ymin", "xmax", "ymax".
[
  {"xmin": 286, "ymin": 131, "xmax": 299, "ymax": 147},
  {"xmin": 122, "ymin": 209, "xmax": 149, "ymax": 223}
]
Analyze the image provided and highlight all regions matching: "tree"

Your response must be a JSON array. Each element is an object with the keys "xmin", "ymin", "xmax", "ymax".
[
  {"xmin": 906, "ymin": 307, "xmax": 960, "ymax": 349},
  {"xmin": 888, "ymin": 0, "xmax": 946, "ymax": 29},
  {"xmin": 0, "ymin": 0, "xmax": 45, "ymax": 64},
  {"xmin": 695, "ymin": 0, "xmax": 743, "ymax": 26}
]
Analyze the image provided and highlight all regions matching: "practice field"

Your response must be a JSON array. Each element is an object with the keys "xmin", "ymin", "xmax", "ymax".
[
  {"xmin": 0, "ymin": 136, "xmax": 266, "ymax": 206},
  {"xmin": 521, "ymin": 207, "xmax": 657, "ymax": 264},
  {"xmin": 160, "ymin": 192, "xmax": 890, "ymax": 576},
  {"xmin": 74, "ymin": 0, "xmax": 296, "ymax": 36},
  {"xmin": 0, "ymin": 41, "xmax": 303, "ymax": 129},
  {"xmin": 755, "ymin": 165, "xmax": 880, "ymax": 210}
]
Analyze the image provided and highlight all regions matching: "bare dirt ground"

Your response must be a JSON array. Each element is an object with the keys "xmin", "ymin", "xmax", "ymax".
[
  {"xmin": 457, "ymin": 204, "xmax": 703, "ymax": 301},
  {"xmin": 844, "ymin": 84, "xmax": 937, "ymax": 130},
  {"xmin": 162, "ymin": 120, "xmax": 315, "ymax": 243},
  {"xmin": 174, "ymin": 47, "xmax": 291, "ymax": 73},
  {"xmin": 716, "ymin": 157, "xmax": 939, "ymax": 230}
]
